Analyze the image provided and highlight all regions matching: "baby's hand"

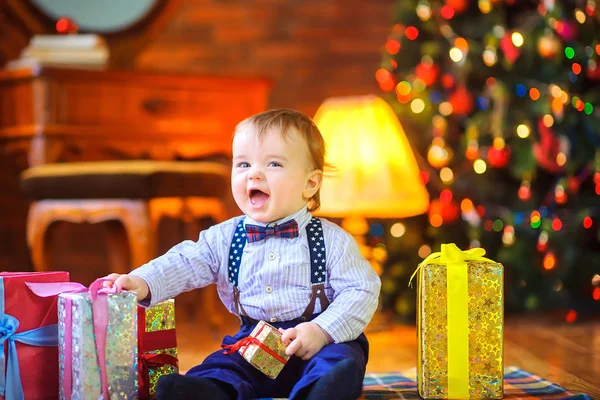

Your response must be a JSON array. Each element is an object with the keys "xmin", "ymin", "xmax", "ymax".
[
  {"xmin": 280, "ymin": 322, "xmax": 333, "ymax": 360},
  {"xmin": 103, "ymin": 273, "xmax": 149, "ymax": 302}
]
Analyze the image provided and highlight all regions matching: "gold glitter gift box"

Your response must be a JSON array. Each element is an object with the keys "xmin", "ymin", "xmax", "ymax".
[
  {"xmin": 411, "ymin": 243, "xmax": 504, "ymax": 399},
  {"xmin": 138, "ymin": 300, "xmax": 178, "ymax": 400},
  {"xmin": 224, "ymin": 320, "xmax": 290, "ymax": 379}
]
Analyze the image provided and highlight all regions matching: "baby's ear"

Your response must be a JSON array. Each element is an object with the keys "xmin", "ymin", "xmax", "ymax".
[{"xmin": 304, "ymin": 169, "xmax": 323, "ymax": 198}]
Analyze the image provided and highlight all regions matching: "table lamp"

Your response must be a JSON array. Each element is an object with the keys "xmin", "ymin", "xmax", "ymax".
[{"xmin": 313, "ymin": 95, "xmax": 430, "ymax": 329}]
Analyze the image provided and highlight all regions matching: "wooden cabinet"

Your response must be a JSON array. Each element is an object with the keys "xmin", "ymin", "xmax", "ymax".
[{"xmin": 0, "ymin": 66, "xmax": 271, "ymax": 166}]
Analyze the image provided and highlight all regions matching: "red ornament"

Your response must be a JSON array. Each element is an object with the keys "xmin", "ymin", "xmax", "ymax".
[
  {"xmin": 415, "ymin": 62, "xmax": 440, "ymax": 86},
  {"xmin": 405, "ymin": 26, "xmax": 419, "ymax": 40},
  {"xmin": 587, "ymin": 62, "xmax": 600, "ymax": 80},
  {"xmin": 441, "ymin": 73, "xmax": 455, "ymax": 90},
  {"xmin": 533, "ymin": 119, "xmax": 566, "ymax": 174},
  {"xmin": 429, "ymin": 199, "xmax": 460, "ymax": 224},
  {"xmin": 448, "ymin": 86, "xmax": 474, "ymax": 116},
  {"xmin": 518, "ymin": 179, "xmax": 531, "ymax": 200},
  {"xmin": 444, "ymin": 0, "xmax": 468, "ymax": 13},
  {"xmin": 567, "ymin": 176, "xmax": 581, "ymax": 194},
  {"xmin": 537, "ymin": 33, "xmax": 561, "ymax": 59},
  {"xmin": 555, "ymin": 20, "xmax": 577, "ymax": 42},
  {"xmin": 586, "ymin": 4, "xmax": 596, "ymax": 16},
  {"xmin": 500, "ymin": 33, "xmax": 520, "ymax": 64},
  {"xmin": 56, "ymin": 17, "xmax": 78, "ymax": 34},
  {"xmin": 487, "ymin": 145, "xmax": 511, "ymax": 168}
]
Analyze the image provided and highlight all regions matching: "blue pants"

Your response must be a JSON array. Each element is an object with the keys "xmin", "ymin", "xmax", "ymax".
[{"xmin": 186, "ymin": 316, "xmax": 369, "ymax": 400}]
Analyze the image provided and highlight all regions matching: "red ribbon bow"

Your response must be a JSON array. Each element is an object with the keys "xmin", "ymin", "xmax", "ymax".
[
  {"xmin": 222, "ymin": 336, "xmax": 287, "ymax": 364},
  {"xmin": 137, "ymin": 306, "xmax": 178, "ymax": 399},
  {"xmin": 138, "ymin": 353, "xmax": 179, "ymax": 399}
]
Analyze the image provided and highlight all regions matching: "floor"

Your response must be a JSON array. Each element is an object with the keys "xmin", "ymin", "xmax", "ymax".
[{"xmin": 173, "ymin": 291, "xmax": 600, "ymax": 399}]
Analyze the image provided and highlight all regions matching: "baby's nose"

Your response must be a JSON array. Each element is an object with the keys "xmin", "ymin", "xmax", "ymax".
[{"xmin": 248, "ymin": 167, "xmax": 263, "ymax": 179}]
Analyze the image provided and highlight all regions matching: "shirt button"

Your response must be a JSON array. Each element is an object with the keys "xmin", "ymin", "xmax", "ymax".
[
  {"xmin": 266, "ymin": 285, "xmax": 273, "ymax": 293},
  {"xmin": 268, "ymin": 253, "xmax": 276, "ymax": 260},
  {"xmin": 270, "ymin": 317, "xmax": 277, "ymax": 323}
]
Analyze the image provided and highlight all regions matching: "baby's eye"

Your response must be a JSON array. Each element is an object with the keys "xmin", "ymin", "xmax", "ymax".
[
  {"xmin": 236, "ymin": 162, "xmax": 250, "ymax": 168},
  {"xmin": 267, "ymin": 161, "xmax": 282, "ymax": 167}
]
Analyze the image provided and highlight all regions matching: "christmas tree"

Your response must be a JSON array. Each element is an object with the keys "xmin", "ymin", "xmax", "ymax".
[{"xmin": 378, "ymin": 0, "xmax": 600, "ymax": 319}]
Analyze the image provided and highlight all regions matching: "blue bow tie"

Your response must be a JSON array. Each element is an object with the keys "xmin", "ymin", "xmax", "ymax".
[{"xmin": 245, "ymin": 219, "xmax": 299, "ymax": 243}]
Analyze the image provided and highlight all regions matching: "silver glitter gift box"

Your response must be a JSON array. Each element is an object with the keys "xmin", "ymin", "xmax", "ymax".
[{"xmin": 58, "ymin": 291, "xmax": 138, "ymax": 400}]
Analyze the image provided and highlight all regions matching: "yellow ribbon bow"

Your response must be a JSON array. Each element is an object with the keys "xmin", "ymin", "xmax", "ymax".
[
  {"xmin": 410, "ymin": 243, "xmax": 495, "ymax": 399},
  {"xmin": 409, "ymin": 243, "xmax": 492, "ymax": 288}
]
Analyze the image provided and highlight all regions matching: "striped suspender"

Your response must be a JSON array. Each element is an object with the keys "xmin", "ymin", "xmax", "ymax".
[{"xmin": 228, "ymin": 217, "xmax": 330, "ymax": 319}]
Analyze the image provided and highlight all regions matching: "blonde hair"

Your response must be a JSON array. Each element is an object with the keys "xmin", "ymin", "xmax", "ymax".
[{"xmin": 234, "ymin": 108, "xmax": 331, "ymax": 212}]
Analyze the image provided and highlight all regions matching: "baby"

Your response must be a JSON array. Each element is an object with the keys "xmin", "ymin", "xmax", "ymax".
[{"xmin": 105, "ymin": 109, "xmax": 381, "ymax": 400}]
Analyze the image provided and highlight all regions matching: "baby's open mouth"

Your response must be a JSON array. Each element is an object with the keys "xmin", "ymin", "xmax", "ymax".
[{"xmin": 249, "ymin": 189, "xmax": 269, "ymax": 207}]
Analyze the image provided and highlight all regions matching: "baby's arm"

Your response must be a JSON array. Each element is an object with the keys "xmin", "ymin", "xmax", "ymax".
[
  {"xmin": 280, "ymin": 224, "xmax": 381, "ymax": 359},
  {"xmin": 104, "ymin": 222, "xmax": 225, "ymax": 305},
  {"xmin": 310, "ymin": 226, "xmax": 381, "ymax": 344},
  {"xmin": 280, "ymin": 322, "xmax": 333, "ymax": 360},
  {"xmin": 104, "ymin": 273, "xmax": 149, "ymax": 301}
]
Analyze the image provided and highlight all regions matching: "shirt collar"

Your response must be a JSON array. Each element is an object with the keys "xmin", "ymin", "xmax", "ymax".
[{"xmin": 243, "ymin": 206, "xmax": 312, "ymax": 240}]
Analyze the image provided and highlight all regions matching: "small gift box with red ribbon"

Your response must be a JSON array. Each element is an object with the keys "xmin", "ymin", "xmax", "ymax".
[
  {"xmin": 223, "ymin": 320, "xmax": 289, "ymax": 379},
  {"xmin": 0, "ymin": 271, "xmax": 69, "ymax": 400},
  {"xmin": 29, "ymin": 278, "xmax": 139, "ymax": 399},
  {"xmin": 138, "ymin": 300, "xmax": 178, "ymax": 400}
]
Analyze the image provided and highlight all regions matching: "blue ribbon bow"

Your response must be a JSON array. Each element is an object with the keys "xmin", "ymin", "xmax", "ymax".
[{"xmin": 0, "ymin": 279, "xmax": 59, "ymax": 400}]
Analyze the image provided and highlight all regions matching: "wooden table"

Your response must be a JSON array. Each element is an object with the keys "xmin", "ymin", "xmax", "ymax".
[{"xmin": 0, "ymin": 66, "xmax": 271, "ymax": 166}]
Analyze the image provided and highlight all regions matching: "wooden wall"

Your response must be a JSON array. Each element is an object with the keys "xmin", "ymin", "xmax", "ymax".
[
  {"xmin": 0, "ymin": 2, "xmax": 30, "ymax": 67},
  {"xmin": 133, "ymin": 0, "xmax": 394, "ymax": 115},
  {"xmin": 0, "ymin": 0, "xmax": 394, "ymax": 278}
]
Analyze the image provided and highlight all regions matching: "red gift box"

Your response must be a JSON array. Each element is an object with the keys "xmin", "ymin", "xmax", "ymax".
[
  {"xmin": 0, "ymin": 271, "xmax": 69, "ymax": 400},
  {"xmin": 137, "ymin": 302, "xmax": 178, "ymax": 399}
]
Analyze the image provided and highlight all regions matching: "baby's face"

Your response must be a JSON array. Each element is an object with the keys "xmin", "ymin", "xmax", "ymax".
[{"xmin": 231, "ymin": 125, "xmax": 320, "ymax": 223}]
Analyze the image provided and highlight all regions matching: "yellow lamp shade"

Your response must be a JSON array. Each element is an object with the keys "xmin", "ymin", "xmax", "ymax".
[{"xmin": 314, "ymin": 95, "xmax": 429, "ymax": 219}]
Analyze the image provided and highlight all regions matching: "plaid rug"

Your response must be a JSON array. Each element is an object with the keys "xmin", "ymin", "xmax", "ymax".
[
  {"xmin": 359, "ymin": 366, "xmax": 593, "ymax": 399},
  {"xmin": 259, "ymin": 366, "xmax": 592, "ymax": 399}
]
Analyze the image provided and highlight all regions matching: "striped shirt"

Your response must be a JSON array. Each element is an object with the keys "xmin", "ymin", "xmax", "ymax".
[{"xmin": 130, "ymin": 207, "xmax": 381, "ymax": 343}]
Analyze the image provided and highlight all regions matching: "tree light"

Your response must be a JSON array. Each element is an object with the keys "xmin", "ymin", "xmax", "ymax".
[
  {"xmin": 418, "ymin": 245, "xmax": 432, "ymax": 258},
  {"xmin": 405, "ymin": 26, "xmax": 419, "ymax": 40},
  {"xmin": 461, "ymin": 198, "xmax": 474, "ymax": 212},
  {"xmin": 395, "ymin": 81, "xmax": 411, "ymax": 96},
  {"xmin": 390, "ymin": 222, "xmax": 406, "ymax": 238},
  {"xmin": 473, "ymin": 159, "xmax": 487, "ymax": 174},
  {"xmin": 543, "ymin": 114, "xmax": 554, "ymax": 127},
  {"xmin": 511, "ymin": 32, "xmax": 524, "ymax": 47},
  {"xmin": 517, "ymin": 124, "xmax": 530, "ymax": 138},
  {"xmin": 440, "ymin": 167, "xmax": 454, "ymax": 184},
  {"xmin": 529, "ymin": 88, "xmax": 540, "ymax": 100},
  {"xmin": 483, "ymin": 49, "xmax": 497, "ymax": 66},
  {"xmin": 543, "ymin": 252, "xmax": 556, "ymax": 270},
  {"xmin": 416, "ymin": 4, "xmax": 432, "ymax": 21},
  {"xmin": 411, "ymin": 99, "xmax": 426, "ymax": 113},
  {"xmin": 439, "ymin": 102, "xmax": 453, "ymax": 116},
  {"xmin": 449, "ymin": 47, "xmax": 464, "ymax": 62},
  {"xmin": 479, "ymin": 0, "xmax": 492, "ymax": 14},
  {"xmin": 430, "ymin": 214, "xmax": 443, "ymax": 227}
]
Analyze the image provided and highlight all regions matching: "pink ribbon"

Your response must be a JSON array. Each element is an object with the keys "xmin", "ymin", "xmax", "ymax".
[{"xmin": 27, "ymin": 278, "xmax": 117, "ymax": 400}]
